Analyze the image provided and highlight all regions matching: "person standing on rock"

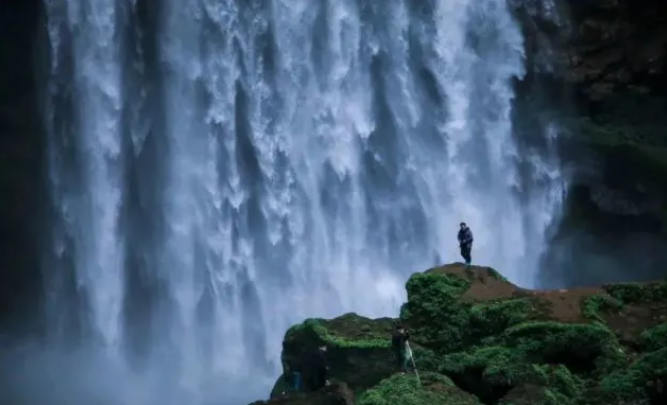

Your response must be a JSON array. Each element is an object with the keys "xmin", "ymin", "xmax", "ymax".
[
  {"xmin": 458, "ymin": 222, "xmax": 474, "ymax": 268},
  {"xmin": 391, "ymin": 325, "xmax": 411, "ymax": 374}
]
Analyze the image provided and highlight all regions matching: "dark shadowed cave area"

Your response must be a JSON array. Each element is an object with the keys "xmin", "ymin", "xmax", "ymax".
[{"xmin": 0, "ymin": 0, "xmax": 47, "ymax": 338}]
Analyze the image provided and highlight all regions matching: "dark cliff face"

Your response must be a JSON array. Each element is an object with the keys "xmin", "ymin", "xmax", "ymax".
[
  {"xmin": 514, "ymin": 0, "xmax": 667, "ymax": 287},
  {"xmin": 0, "ymin": 0, "xmax": 46, "ymax": 336}
]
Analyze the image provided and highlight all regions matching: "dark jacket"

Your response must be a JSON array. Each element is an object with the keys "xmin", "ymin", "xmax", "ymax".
[
  {"xmin": 458, "ymin": 227, "xmax": 473, "ymax": 246},
  {"xmin": 392, "ymin": 331, "xmax": 410, "ymax": 353}
]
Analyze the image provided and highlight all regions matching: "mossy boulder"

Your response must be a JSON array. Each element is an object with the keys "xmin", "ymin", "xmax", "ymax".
[
  {"xmin": 357, "ymin": 372, "xmax": 481, "ymax": 405},
  {"xmin": 399, "ymin": 264, "xmax": 547, "ymax": 353},
  {"xmin": 500, "ymin": 321, "xmax": 624, "ymax": 373},
  {"xmin": 251, "ymin": 264, "xmax": 667, "ymax": 405},
  {"xmin": 440, "ymin": 341, "xmax": 587, "ymax": 403},
  {"xmin": 278, "ymin": 313, "xmax": 441, "ymax": 395}
]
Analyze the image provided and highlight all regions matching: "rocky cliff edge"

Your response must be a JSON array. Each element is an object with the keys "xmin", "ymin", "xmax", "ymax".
[{"xmin": 249, "ymin": 263, "xmax": 667, "ymax": 405}]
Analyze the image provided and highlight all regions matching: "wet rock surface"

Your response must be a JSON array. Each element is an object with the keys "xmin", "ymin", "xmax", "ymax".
[{"xmin": 511, "ymin": 0, "xmax": 667, "ymax": 285}]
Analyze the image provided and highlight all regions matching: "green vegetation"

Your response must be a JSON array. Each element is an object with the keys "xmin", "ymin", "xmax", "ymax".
[
  {"xmin": 603, "ymin": 282, "xmax": 667, "ymax": 305},
  {"xmin": 580, "ymin": 294, "xmax": 623, "ymax": 322},
  {"xmin": 595, "ymin": 347, "xmax": 667, "ymax": 404},
  {"xmin": 284, "ymin": 314, "xmax": 394, "ymax": 350},
  {"xmin": 439, "ymin": 323, "xmax": 600, "ymax": 403},
  {"xmin": 485, "ymin": 268, "xmax": 510, "ymax": 283},
  {"xmin": 501, "ymin": 321, "xmax": 622, "ymax": 372},
  {"xmin": 400, "ymin": 271, "xmax": 546, "ymax": 353},
  {"xmin": 357, "ymin": 373, "xmax": 480, "ymax": 405},
  {"xmin": 639, "ymin": 322, "xmax": 667, "ymax": 352},
  {"xmin": 399, "ymin": 272, "xmax": 472, "ymax": 352},
  {"xmin": 259, "ymin": 266, "xmax": 667, "ymax": 405}
]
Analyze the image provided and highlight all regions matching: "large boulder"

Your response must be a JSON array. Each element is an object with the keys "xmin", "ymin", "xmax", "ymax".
[{"xmin": 275, "ymin": 312, "xmax": 441, "ymax": 396}]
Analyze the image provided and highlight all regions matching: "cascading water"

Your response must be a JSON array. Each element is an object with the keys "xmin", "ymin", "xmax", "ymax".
[
  {"xmin": 43, "ymin": 0, "xmax": 126, "ymax": 350},
  {"xmin": 38, "ymin": 0, "xmax": 564, "ymax": 404}
]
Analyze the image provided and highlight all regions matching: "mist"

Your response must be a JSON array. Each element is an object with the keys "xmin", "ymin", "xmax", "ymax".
[{"xmin": 0, "ymin": 341, "xmax": 269, "ymax": 405}]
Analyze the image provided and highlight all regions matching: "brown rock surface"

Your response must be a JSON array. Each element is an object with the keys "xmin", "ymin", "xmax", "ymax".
[{"xmin": 426, "ymin": 262, "xmax": 667, "ymax": 340}]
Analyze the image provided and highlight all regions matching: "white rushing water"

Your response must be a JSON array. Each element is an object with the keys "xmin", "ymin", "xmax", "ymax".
[
  {"xmin": 44, "ymin": 0, "xmax": 126, "ymax": 350},
  {"xmin": 40, "ymin": 0, "xmax": 564, "ymax": 404}
]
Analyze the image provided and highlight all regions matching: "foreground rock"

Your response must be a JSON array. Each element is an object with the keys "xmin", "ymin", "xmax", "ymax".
[
  {"xmin": 251, "ymin": 383, "xmax": 354, "ymax": 405},
  {"xmin": 252, "ymin": 263, "xmax": 667, "ymax": 405}
]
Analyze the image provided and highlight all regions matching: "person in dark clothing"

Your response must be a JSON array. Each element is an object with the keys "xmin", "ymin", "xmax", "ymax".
[
  {"xmin": 458, "ymin": 222, "xmax": 473, "ymax": 267},
  {"xmin": 307, "ymin": 344, "xmax": 330, "ymax": 391},
  {"xmin": 391, "ymin": 325, "xmax": 411, "ymax": 373}
]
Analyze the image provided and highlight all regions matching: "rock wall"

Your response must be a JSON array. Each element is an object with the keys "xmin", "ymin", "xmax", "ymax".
[
  {"xmin": 514, "ymin": 0, "xmax": 667, "ymax": 286},
  {"xmin": 0, "ymin": 0, "xmax": 46, "ymax": 336}
]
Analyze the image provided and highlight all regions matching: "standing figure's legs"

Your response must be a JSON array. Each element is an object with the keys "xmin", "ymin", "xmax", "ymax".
[{"xmin": 460, "ymin": 244, "xmax": 472, "ymax": 267}]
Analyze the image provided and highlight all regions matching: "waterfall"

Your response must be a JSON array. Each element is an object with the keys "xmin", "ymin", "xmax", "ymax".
[{"xmin": 38, "ymin": 0, "xmax": 565, "ymax": 404}]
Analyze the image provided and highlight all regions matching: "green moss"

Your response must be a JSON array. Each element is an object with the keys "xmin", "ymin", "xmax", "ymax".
[
  {"xmin": 401, "ymin": 273, "xmax": 544, "ymax": 353},
  {"xmin": 502, "ymin": 321, "xmax": 624, "ymax": 373},
  {"xmin": 531, "ymin": 364, "xmax": 584, "ymax": 399},
  {"xmin": 441, "ymin": 346, "xmax": 527, "ymax": 402},
  {"xmin": 357, "ymin": 372, "xmax": 481, "ymax": 405},
  {"xmin": 468, "ymin": 298, "xmax": 547, "ymax": 339},
  {"xmin": 285, "ymin": 314, "xmax": 393, "ymax": 349},
  {"xmin": 639, "ymin": 322, "xmax": 667, "ymax": 352},
  {"xmin": 596, "ymin": 347, "xmax": 667, "ymax": 404},
  {"xmin": 486, "ymin": 268, "xmax": 510, "ymax": 283},
  {"xmin": 581, "ymin": 294, "xmax": 624, "ymax": 322},
  {"xmin": 604, "ymin": 282, "xmax": 667, "ymax": 305},
  {"xmin": 268, "ymin": 267, "xmax": 667, "ymax": 405},
  {"xmin": 441, "ymin": 346, "xmax": 584, "ymax": 404},
  {"xmin": 411, "ymin": 346, "xmax": 445, "ymax": 373},
  {"xmin": 401, "ymin": 272, "xmax": 472, "ymax": 352}
]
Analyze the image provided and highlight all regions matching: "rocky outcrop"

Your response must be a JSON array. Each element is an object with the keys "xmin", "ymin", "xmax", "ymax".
[{"xmin": 250, "ymin": 263, "xmax": 667, "ymax": 405}]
